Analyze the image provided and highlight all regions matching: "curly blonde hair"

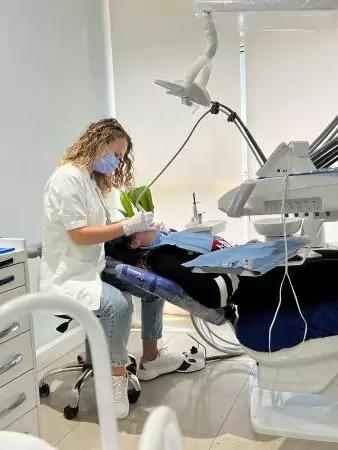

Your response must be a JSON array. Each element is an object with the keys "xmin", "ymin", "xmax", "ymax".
[{"xmin": 60, "ymin": 118, "xmax": 134, "ymax": 195}]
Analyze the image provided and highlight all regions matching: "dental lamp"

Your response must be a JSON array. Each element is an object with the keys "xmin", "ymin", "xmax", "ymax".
[
  {"xmin": 155, "ymin": 11, "xmax": 216, "ymax": 108},
  {"xmin": 155, "ymin": 1, "xmax": 338, "ymax": 108}
]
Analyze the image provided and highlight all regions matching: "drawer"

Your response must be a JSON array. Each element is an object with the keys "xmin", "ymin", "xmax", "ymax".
[
  {"xmin": 0, "ymin": 287, "xmax": 29, "ymax": 344},
  {"xmin": 0, "ymin": 332, "xmax": 34, "ymax": 389},
  {"xmin": 0, "ymin": 370, "xmax": 37, "ymax": 429},
  {"xmin": 0, "ymin": 263, "xmax": 26, "ymax": 295},
  {"xmin": 5, "ymin": 407, "xmax": 39, "ymax": 436},
  {"xmin": 0, "ymin": 250, "xmax": 26, "ymax": 268}
]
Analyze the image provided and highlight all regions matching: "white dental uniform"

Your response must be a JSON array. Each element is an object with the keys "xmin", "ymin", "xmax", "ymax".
[{"xmin": 40, "ymin": 164, "xmax": 108, "ymax": 310}]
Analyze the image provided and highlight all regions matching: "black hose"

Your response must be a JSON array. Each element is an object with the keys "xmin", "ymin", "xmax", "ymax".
[
  {"xmin": 214, "ymin": 101, "xmax": 266, "ymax": 164},
  {"xmin": 316, "ymin": 144, "xmax": 338, "ymax": 169},
  {"xmin": 135, "ymin": 109, "xmax": 212, "ymax": 207},
  {"xmin": 309, "ymin": 115, "xmax": 338, "ymax": 153},
  {"xmin": 312, "ymin": 140, "xmax": 338, "ymax": 168}
]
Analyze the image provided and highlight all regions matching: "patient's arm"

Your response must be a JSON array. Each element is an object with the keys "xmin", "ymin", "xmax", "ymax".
[
  {"xmin": 105, "ymin": 238, "xmax": 234, "ymax": 309},
  {"xmin": 148, "ymin": 251, "xmax": 231, "ymax": 309}
]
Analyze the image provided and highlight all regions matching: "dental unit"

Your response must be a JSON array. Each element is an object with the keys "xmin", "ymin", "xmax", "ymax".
[{"xmin": 150, "ymin": 0, "xmax": 338, "ymax": 443}]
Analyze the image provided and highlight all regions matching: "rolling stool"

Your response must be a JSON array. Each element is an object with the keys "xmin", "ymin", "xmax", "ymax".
[{"xmin": 39, "ymin": 320, "xmax": 141, "ymax": 419}]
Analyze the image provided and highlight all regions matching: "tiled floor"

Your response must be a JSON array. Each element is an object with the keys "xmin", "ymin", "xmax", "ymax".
[{"xmin": 37, "ymin": 316, "xmax": 338, "ymax": 450}]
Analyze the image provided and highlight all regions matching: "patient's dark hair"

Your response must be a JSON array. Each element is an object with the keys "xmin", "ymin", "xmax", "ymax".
[{"xmin": 104, "ymin": 236, "xmax": 149, "ymax": 267}]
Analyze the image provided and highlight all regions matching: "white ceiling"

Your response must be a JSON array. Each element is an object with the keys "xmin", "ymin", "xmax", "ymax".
[{"xmin": 195, "ymin": 1, "xmax": 338, "ymax": 32}]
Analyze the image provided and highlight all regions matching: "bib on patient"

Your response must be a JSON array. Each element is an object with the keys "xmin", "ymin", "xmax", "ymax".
[
  {"xmin": 183, "ymin": 238, "xmax": 309, "ymax": 276},
  {"xmin": 141, "ymin": 231, "xmax": 214, "ymax": 254}
]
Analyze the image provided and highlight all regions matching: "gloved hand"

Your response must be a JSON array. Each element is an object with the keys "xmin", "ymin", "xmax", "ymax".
[
  {"xmin": 122, "ymin": 211, "xmax": 154, "ymax": 236},
  {"xmin": 153, "ymin": 221, "xmax": 170, "ymax": 233}
]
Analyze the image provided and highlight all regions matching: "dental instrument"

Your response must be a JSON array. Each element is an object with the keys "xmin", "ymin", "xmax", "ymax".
[{"xmin": 155, "ymin": 11, "xmax": 216, "ymax": 108}]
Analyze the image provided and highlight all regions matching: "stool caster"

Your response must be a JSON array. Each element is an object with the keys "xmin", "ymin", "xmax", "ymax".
[
  {"xmin": 39, "ymin": 383, "xmax": 50, "ymax": 398},
  {"xmin": 128, "ymin": 388, "xmax": 141, "ymax": 404},
  {"xmin": 127, "ymin": 354, "xmax": 137, "ymax": 375},
  {"xmin": 128, "ymin": 371, "xmax": 141, "ymax": 404},
  {"xmin": 63, "ymin": 405, "xmax": 79, "ymax": 420}
]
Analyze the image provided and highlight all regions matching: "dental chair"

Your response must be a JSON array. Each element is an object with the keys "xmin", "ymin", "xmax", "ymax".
[
  {"xmin": 241, "ymin": 335, "xmax": 338, "ymax": 442},
  {"xmin": 75, "ymin": 244, "xmax": 338, "ymax": 441},
  {"xmin": 27, "ymin": 244, "xmax": 141, "ymax": 420},
  {"xmin": 108, "ymin": 258, "xmax": 338, "ymax": 442},
  {"xmin": 249, "ymin": 339, "xmax": 338, "ymax": 442},
  {"xmin": 191, "ymin": 299, "xmax": 338, "ymax": 443}
]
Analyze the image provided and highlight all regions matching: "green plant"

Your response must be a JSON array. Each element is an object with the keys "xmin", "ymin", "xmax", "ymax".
[{"xmin": 119, "ymin": 186, "xmax": 154, "ymax": 218}]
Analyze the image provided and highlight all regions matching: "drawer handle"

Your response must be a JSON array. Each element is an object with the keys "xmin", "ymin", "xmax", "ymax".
[
  {"xmin": 0, "ymin": 275, "xmax": 15, "ymax": 287},
  {"xmin": 0, "ymin": 353, "xmax": 23, "ymax": 375},
  {"xmin": 0, "ymin": 321, "xmax": 20, "ymax": 340},
  {"xmin": 0, "ymin": 258, "xmax": 14, "ymax": 268},
  {"xmin": 0, "ymin": 393, "xmax": 26, "ymax": 419}
]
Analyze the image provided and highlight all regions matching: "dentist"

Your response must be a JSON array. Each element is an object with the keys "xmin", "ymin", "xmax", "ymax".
[{"xmin": 40, "ymin": 118, "xmax": 183, "ymax": 419}]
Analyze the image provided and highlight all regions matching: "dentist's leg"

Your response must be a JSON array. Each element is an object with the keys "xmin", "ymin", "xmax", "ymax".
[{"xmin": 98, "ymin": 282, "xmax": 133, "ymax": 376}]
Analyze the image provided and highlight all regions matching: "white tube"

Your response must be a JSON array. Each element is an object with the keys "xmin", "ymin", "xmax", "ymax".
[
  {"xmin": 191, "ymin": 315, "xmax": 244, "ymax": 356},
  {"xmin": 184, "ymin": 13, "xmax": 218, "ymax": 86},
  {"xmin": 201, "ymin": 13, "xmax": 218, "ymax": 59},
  {"xmin": 0, "ymin": 293, "xmax": 118, "ymax": 450},
  {"xmin": 195, "ymin": 62, "xmax": 212, "ymax": 89}
]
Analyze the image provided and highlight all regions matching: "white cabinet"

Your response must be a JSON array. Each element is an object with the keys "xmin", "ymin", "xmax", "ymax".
[
  {"xmin": 0, "ymin": 239, "xmax": 39, "ymax": 436},
  {"xmin": 0, "ymin": 287, "xmax": 29, "ymax": 344},
  {"xmin": 0, "ymin": 263, "xmax": 26, "ymax": 295},
  {"xmin": 0, "ymin": 332, "xmax": 34, "ymax": 389},
  {"xmin": 5, "ymin": 407, "xmax": 39, "ymax": 436},
  {"xmin": 0, "ymin": 371, "xmax": 37, "ymax": 430}
]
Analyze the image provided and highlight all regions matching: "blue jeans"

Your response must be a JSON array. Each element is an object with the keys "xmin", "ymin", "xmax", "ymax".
[{"xmin": 98, "ymin": 281, "xmax": 164, "ymax": 367}]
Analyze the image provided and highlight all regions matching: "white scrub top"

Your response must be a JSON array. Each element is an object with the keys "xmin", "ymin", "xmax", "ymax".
[{"xmin": 40, "ymin": 164, "xmax": 107, "ymax": 310}]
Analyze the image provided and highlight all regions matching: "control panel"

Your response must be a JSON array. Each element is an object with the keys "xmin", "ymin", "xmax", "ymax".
[{"xmin": 264, "ymin": 197, "xmax": 322, "ymax": 214}]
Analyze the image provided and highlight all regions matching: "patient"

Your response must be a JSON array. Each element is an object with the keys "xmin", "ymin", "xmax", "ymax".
[
  {"xmin": 105, "ymin": 230, "xmax": 338, "ymax": 351},
  {"xmin": 104, "ymin": 229, "xmax": 235, "ymax": 309}
]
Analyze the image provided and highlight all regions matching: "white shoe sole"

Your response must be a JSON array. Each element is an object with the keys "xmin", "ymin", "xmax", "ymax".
[{"xmin": 137, "ymin": 366, "xmax": 179, "ymax": 381}]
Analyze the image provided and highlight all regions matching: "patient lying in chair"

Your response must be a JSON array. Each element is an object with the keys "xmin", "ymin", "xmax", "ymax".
[
  {"xmin": 105, "ymin": 229, "xmax": 235, "ymax": 309},
  {"xmin": 105, "ymin": 230, "xmax": 338, "ymax": 352}
]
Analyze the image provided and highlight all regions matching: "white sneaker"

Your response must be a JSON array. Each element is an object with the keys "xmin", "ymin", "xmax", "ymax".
[
  {"xmin": 137, "ymin": 349, "xmax": 184, "ymax": 381},
  {"xmin": 112, "ymin": 375, "xmax": 129, "ymax": 419}
]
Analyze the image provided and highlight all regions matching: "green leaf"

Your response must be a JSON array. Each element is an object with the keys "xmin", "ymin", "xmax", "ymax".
[
  {"xmin": 119, "ymin": 186, "xmax": 154, "ymax": 217},
  {"xmin": 120, "ymin": 191, "xmax": 135, "ymax": 218},
  {"xmin": 128, "ymin": 186, "xmax": 154, "ymax": 213}
]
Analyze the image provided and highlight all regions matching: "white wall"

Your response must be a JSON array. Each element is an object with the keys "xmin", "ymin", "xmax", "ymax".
[
  {"xmin": 110, "ymin": 0, "xmax": 246, "ymax": 244},
  {"xmin": 246, "ymin": 30, "xmax": 338, "ymax": 159},
  {"xmin": 0, "ymin": 0, "xmax": 114, "ymax": 243},
  {"xmin": 0, "ymin": 0, "xmax": 115, "ymax": 348},
  {"xmin": 244, "ymin": 30, "xmax": 338, "ymax": 240}
]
